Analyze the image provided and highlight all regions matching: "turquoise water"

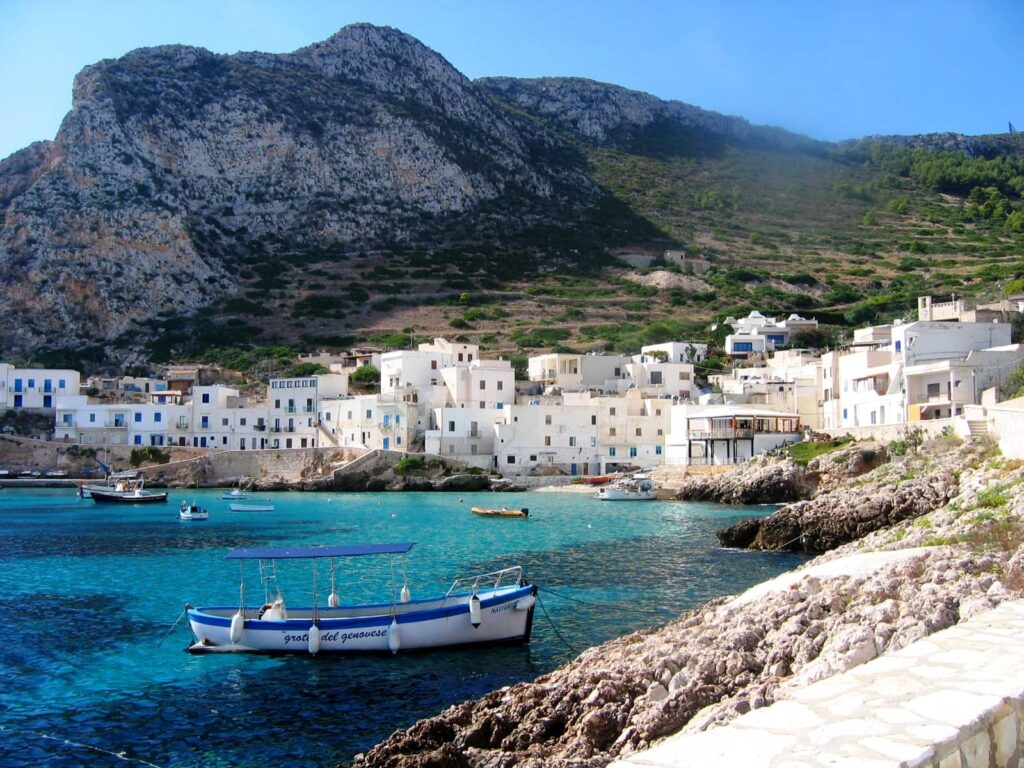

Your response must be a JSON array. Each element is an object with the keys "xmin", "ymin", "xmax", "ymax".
[{"xmin": 0, "ymin": 488, "xmax": 805, "ymax": 767}]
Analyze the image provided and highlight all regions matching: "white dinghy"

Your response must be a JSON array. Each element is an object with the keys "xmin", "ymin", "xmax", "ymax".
[{"xmin": 186, "ymin": 543, "xmax": 537, "ymax": 654}]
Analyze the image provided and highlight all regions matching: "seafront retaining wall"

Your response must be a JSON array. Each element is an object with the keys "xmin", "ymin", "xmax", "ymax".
[
  {"xmin": 612, "ymin": 598, "xmax": 1024, "ymax": 768},
  {"xmin": 820, "ymin": 417, "xmax": 958, "ymax": 444}
]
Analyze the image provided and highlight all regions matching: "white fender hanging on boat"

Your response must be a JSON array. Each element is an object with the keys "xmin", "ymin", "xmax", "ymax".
[
  {"xmin": 308, "ymin": 623, "xmax": 321, "ymax": 655},
  {"xmin": 328, "ymin": 592, "xmax": 340, "ymax": 608},
  {"xmin": 400, "ymin": 585, "xmax": 411, "ymax": 603},
  {"xmin": 229, "ymin": 611, "xmax": 245, "ymax": 644},
  {"xmin": 514, "ymin": 594, "xmax": 536, "ymax": 611},
  {"xmin": 387, "ymin": 618, "xmax": 401, "ymax": 654},
  {"xmin": 469, "ymin": 593, "xmax": 482, "ymax": 628}
]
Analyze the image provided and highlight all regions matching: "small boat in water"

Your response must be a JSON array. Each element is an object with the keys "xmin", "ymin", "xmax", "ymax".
[
  {"xmin": 79, "ymin": 470, "xmax": 142, "ymax": 499},
  {"xmin": 179, "ymin": 501, "xmax": 209, "ymax": 521},
  {"xmin": 186, "ymin": 543, "xmax": 536, "ymax": 654},
  {"xmin": 90, "ymin": 478, "xmax": 168, "ymax": 504},
  {"xmin": 596, "ymin": 476, "xmax": 657, "ymax": 501},
  {"xmin": 471, "ymin": 506, "xmax": 529, "ymax": 518},
  {"xmin": 221, "ymin": 488, "xmax": 248, "ymax": 500},
  {"xmin": 229, "ymin": 503, "xmax": 275, "ymax": 512}
]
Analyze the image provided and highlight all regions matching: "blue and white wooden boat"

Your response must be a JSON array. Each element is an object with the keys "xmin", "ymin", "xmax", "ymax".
[
  {"xmin": 221, "ymin": 488, "xmax": 248, "ymax": 500},
  {"xmin": 179, "ymin": 501, "xmax": 208, "ymax": 521},
  {"xmin": 186, "ymin": 543, "xmax": 537, "ymax": 655}
]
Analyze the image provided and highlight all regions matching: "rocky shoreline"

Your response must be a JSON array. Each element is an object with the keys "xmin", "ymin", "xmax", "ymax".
[{"xmin": 344, "ymin": 436, "xmax": 1024, "ymax": 767}]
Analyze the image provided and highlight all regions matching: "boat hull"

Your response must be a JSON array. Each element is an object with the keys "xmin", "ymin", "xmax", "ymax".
[
  {"xmin": 90, "ymin": 489, "xmax": 168, "ymax": 503},
  {"xmin": 471, "ymin": 507, "xmax": 528, "ymax": 518},
  {"xmin": 187, "ymin": 585, "xmax": 537, "ymax": 653},
  {"xmin": 596, "ymin": 489, "xmax": 657, "ymax": 501}
]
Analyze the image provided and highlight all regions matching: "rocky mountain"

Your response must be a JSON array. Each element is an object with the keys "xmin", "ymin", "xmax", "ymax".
[
  {"xmin": 0, "ymin": 24, "xmax": 818, "ymax": 362},
  {"xmin": 2, "ymin": 24, "xmax": 1021, "ymax": 367}
]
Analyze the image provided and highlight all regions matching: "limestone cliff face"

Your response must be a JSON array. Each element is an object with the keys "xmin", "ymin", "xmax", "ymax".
[
  {"xmin": 0, "ymin": 25, "xmax": 595, "ymax": 356},
  {"xmin": 0, "ymin": 24, "xmax": 813, "ymax": 359}
]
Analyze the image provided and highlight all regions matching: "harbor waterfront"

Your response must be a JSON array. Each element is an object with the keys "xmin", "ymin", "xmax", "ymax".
[{"xmin": 0, "ymin": 488, "xmax": 805, "ymax": 767}]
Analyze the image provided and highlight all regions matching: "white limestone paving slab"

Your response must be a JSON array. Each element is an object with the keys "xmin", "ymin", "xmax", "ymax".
[{"xmin": 611, "ymin": 599, "xmax": 1024, "ymax": 767}]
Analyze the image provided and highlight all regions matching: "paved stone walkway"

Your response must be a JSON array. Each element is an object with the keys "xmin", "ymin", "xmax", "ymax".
[{"xmin": 612, "ymin": 599, "xmax": 1024, "ymax": 767}]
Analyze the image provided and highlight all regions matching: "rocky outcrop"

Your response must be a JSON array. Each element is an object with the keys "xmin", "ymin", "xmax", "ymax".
[
  {"xmin": 348, "ymin": 447, "xmax": 1024, "ymax": 767},
  {"xmin": 351, "ymin": 546, "xmax": 1016, "ymax": 768},
  {"xmin": 673, "ymin": 456, "xmax": 813, "ymax": 505},
  {"xmin": 675, "ymin": 442, "xmax": 888, "ymax": 507},
  {"xmin": 717, "ymin": 442, "xmax": 963, "ymax": 554}
]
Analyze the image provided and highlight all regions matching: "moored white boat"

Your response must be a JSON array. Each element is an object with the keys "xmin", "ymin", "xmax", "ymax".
[
  {"xmin": 596, "ymin": 476, "xmax": 657, "ymax": 501},
  {"xmin": 186, "ymin": 543, "xmax": 537, "ymax": 654},
  {"xmin": 229, "ymin": 503, "xmax": 274, "ymax": 512},
  {"xmin": 221, "ymin": 488, "xmax": 248, "ymax": 500},
  {"xmin": 179, "ymin": 501, "xmax": 209, "ymax": 521}
]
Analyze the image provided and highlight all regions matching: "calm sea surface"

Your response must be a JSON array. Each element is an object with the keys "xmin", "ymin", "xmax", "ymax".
[{"xmin": 0, "ymin": 488, "xmax": 806, "ymax": 767}]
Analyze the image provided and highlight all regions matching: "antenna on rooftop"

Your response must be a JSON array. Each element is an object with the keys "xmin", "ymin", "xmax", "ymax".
[{"xmin": 1011, "ymin": 122, "xmax": 1016, "ymax": 134}]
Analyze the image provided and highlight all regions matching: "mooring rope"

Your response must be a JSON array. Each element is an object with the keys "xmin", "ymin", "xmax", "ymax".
[
  {"xmin": 156, "ymin": 604, "xmax": 191, "ymax": 648},
  {"xmin": 0, "ymin": 724, "xmax": 163, "ymax": 767},
  {"xmin": 536, "ymin": 591, "xmax": 578, "ymax": 655},
  {"xmin": 537, "ymin": 586, "xmax": 674, "ymax": 619}
]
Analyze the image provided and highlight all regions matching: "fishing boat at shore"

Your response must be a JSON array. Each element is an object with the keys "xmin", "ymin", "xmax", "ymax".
[
  {"xmin": 229, "ymin": 503, "xmax": 275, "ymax": 512},
  {"xmin": 471, "ymin": 506, "xmax": 529, "ymax": 518},
  {"xmin": 89, "ymin": 477, "xmax": 168, "ymax": 504},
  {"xmin": 186, "ymin": 543, "xmax": 537, "ymax": 654},
  {"xmin": 78, "ymin": 469, "xmax": 141, "ymax": 498},
  {"xmin": 179, "ymin": 501, "xmax": 209, "ymax": 521},
  {"xmin": 596, "ymin": 476, "xmax": 657, "ymax": 501}
]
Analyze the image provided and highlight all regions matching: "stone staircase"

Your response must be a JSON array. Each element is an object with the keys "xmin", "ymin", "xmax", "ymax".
[{"xmin": 966, "ymin": 418, "xmax": 989, "ymax": 440}]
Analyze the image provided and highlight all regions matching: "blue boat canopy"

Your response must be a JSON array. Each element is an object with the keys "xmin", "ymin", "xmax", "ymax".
[{"xmin": 226, "ymin": 543, "xmax": 415, "ymax": 560}]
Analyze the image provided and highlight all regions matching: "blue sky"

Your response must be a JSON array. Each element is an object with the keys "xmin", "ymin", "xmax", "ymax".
[{"xmin": 1, "ymin": 0, "xmax": 1021, "ymax": 161}]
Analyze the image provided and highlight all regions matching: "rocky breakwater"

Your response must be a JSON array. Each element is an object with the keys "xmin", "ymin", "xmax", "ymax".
[
  {"xmin": 718, "ymin": 440, "xmax": 964, "ymax": 554},
  {"xmin": 346, "ymin": 443, "xmax": 1024, "ymax": 768}
]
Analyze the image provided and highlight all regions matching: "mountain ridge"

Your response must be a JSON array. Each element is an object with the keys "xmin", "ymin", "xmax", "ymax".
[{"xmin": 1, "ymin": 23, "xmax": 1021, "ymax": 369}]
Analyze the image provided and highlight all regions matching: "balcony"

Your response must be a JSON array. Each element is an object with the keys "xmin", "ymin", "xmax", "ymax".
[{"xmin": 689, "ymin": 429, "xmax": 755, "ymax": 439}]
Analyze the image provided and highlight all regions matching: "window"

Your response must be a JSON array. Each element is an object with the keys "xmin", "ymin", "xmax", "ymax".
[
  {"xmin": 614, "ymin": 368, "xmax": 621, "ymax": 377},
  {"xmin": 733, "ymin": 342, "xmax": 753, "ymax": 352},
  {"xmin": 895, "ymin": 340, "xmax": 902, "ymax": 353},
  {"xmin": 366, "ymin": 410, "xmax": 372, "ymax": 419},
  {"xmin": 610, "ymin": 407, "xmax": 616, "ymax": 416},
  {"xmin": 529, "ymin": 454, "xmax": 537, "ymax": 461},
  {"xmin": 59, "ymin": 379, "xmax": 66, "ymax": 388},
  {"xmin": 569, "ymin": 436, "xmax": 576, "ymax": 447},
  {"xmin": 545, "ymin": 415, "xmax": 552, "ymax": 425},
  {"xmin": 609, "ymin": 447, "xmax": 617, "ymax": 457},
  {"xmin": 448, "ymin": 421, "xmax": 455, "ymax": 432},
  {"xmin": 507, "ymin": 456, "xmax": 516, "ymax": 464},
  {"xmin": 636, "ymin": 427, "xmax": 642, "ymax": 437},
  {"xmin": 468, "ymin": 354, "xmax": 473, "ymax": 362},
  {"xmin": 650, "ymin": 371, "xmax": 663, "ymax": 385},
  {"xmin": 609, "ymin": 427, "xmax": 616, "ymax": 437},
  {"xmin": 201, "ymin": 416, "xmax": 209, "ymax": 428},
  {"xmin": 591, "ymin": 415, "xmax": 597, "ymax": 425},
  {"xmin": 240, "ymin": 417, "xmax": 246, "ymax": 426},
  {"xmin": 458, "ymin": 353, "xmax": 464, "ymax": 362},
  {"xmin": 497, "ymin": 381, "xmax": 503, "ymax": 391},
  {"xmin": 134, "ymin": 413, "xmax": 142, "ymax": 423},
  {"xmin": 223, "ymin": 437, "xmax": 228, "ymax": 445},
  {"xmin": 655, "ymin": 445, "xmax": 663, "ymax": 455},
  {"xmin": 27, "ymin": 379, "xmax": 34, "ymax": 388},
  {"xmin": 870, "ymin": 411, "xmax": 877, "ymax": 425},
  {"xmin": 630, "ymin": 447, "xmax": 638, "ymax": 457},
  {"xmin": 155, "ymin": 413, "xmax": 162, "ymax": 423},
  {"xmin": 679, "ymin": 372, "xmax": 690, "ymax": 381},
  {"xmin": 431, "ymin": 360, "xmax": 437, "ymax": 370},
  {"xmin": 275, "ymin": 399, "xmax": 281, "ymax": 409},
  {"xmin": 927, "ymin": 383, "xmax": 941, "ymax": 397},
  {"xmin": 842, "ymin": 408, "xmax": 848, "ymax": 420},
  {"xmin": 479, "ymin": 380, "xmax": 486, "ymax": 390},
  {"xmin": 544, "ymin": 436, "xmax": 551, "ymax": 446},
  {"xmin": 62, "ymin": 414, "xmax": 72, "ymax": 425},
  {"xmin": 201, "ymin": 393, "xmax": 210, "ymax": 404},
  {"xmin": 657, "ymin": 428, "xmax": 663, "ymax": 436},
  {"xmin": 134, "ymin": 435, "xmax": 142, "ymax": 445}
]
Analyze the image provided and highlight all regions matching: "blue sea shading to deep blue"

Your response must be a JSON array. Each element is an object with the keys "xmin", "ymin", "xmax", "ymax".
[{"xmin": 0, "ymin": 487, "xmax": 807, "ymax": 767}]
